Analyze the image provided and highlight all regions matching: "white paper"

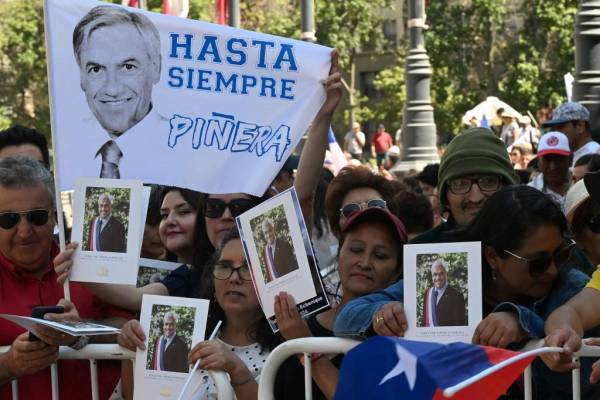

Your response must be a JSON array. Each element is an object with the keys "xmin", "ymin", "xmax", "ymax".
[
  {"xmin": 236, "ymin": 187, "xmax": 329, "ymax": 331},
  {"xmin": 134, "ymin": 294, "xmax": 210, "ymax": 400},
  {"xmin": 70, "ymin": 177, "xmax": 144, "ymax": 284},
  {"xmin": 402, "ymin": 242, "xmax": 482, "ymax": 343},
  {"xmin": 45, "ymin": 0, "xmax": 331, "ymax": 195},
  {"xmin": 0, "ymin": 314, "xmax": 120, "ymax": 336}
]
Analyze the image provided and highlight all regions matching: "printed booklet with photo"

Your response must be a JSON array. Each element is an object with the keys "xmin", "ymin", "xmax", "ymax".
[
  {"xmin": 402, "ymin": 241, "xmax": 483, "ymax": 343},
  {"xmin": 134, "ymin": 294, "xmax": 210, "ymax": 400},
  {"xmin": 70, "ymin": 177, "xmax": 144, "ymax": 285},
  {"xmin": 236, "ymin": 187, "xmax": 329, "ymax": 332},
  {"xmin": 0, "ymin": 314, "xmax": 120, "ymax": 336}
]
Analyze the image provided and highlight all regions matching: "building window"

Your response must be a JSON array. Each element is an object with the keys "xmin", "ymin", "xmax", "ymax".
[
  {"xmin": 382, "ymin": 20, "xmax": 398, "ymax": 49},
  {"xmin": 360, "ymin": 71, "xmax": 381, "ymax": 98}
]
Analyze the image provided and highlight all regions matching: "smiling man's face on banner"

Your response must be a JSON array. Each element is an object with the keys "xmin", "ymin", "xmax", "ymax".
[{"xmin": 78, "ymin": 23, "xmax": 160, "ymax": 136}]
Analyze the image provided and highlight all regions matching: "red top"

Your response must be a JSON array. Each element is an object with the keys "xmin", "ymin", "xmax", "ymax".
[
  {"xmin": 371, "ymin": 131, "xmax": 393, "ymax": 154},
  {"xmin": 0, "ymin": 243, "xmax": 131, "ymax": 400}
]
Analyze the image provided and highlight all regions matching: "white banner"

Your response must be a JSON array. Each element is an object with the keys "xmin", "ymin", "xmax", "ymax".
[{"xmin": 45, "ymin": 0, "xmax": 331, "ymax": 195}]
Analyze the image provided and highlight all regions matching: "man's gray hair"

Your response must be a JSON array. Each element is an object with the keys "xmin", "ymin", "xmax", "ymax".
[
  {"xmin": 261, "ymin": 218, "xmax": 274, "ymax": 230},
  {"xmin": 98, "ymin": 192, "xmax": 113, "ymax": 204},
  {"xmin": 0, "ymin": 156, "xmax": 55, "ymax": 208},
  {"xmin": 431, "ymin": 259, "xmax": 448, "ymax": 273},
  {"xmin": 73, "ymin": 5, "xmax": 161, "ymax": 73},
  {"xmin": 163, "ymin": 311, "xmax": 178, "ymax": 323}
]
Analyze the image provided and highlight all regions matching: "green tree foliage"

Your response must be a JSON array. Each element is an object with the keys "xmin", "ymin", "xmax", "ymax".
[
  {"xmin": 498, "ymin": 0, "xmax": 579, "ymax": 112},
  {"xmin": 0, "ymin": 0, "xmax": 49, "ymax": 134},
  {"xmin": 416, "ymin": 252, "xmax": 468, "ymax": 327},
  {"xmin": 82, "ymin": 187, "xmax": 131, "ymax": 250},
  {"xmin": 373, "ymin": 0, "xmax": 578, "ymax": 135},
  {"xmin": 146, "ymin": 304, "xmax": 195, "ymax": 370}
]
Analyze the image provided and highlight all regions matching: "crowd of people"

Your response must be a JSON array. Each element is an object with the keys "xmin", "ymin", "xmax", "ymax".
[{"xmin": 2, "ymin": 42, "xmax": 600, "ymax": 399}]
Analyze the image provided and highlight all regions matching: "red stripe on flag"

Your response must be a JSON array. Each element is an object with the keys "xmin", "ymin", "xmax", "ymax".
[{"xmin": 432, "ymin": 350, "xmax": 535, "ymax": 400}]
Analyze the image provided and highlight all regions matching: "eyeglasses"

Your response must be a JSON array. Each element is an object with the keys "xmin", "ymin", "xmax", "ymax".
[
  {"xmin": 340, "ymin": 199, "xmax": 387, "ymax": 219},
  {"xmin": 0, "ymin": 209, "xmax": 50, "ymax": 229},
  {"xmin": 205, "ymin": 198, "xmax": 257, "ymax": 218},
  {"xmin": 447, "ymin": 176, "xmax": 502, "ymax": 195},
  {"xmin": 213, "ymin": 262, "xmax": 253, "ymax": 281},
  {"xmin": 587, "ymin": 215, "xmax": 600, "ymax": 234},
  {"xmin": 503, "ymin": 239, "xmax": 576, "ymax": 276}
]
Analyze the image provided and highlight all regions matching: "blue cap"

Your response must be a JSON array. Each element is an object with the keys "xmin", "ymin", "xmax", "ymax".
[{"xmin": 542, "ymin": 102, "xmax": 590, "ymax": 127}]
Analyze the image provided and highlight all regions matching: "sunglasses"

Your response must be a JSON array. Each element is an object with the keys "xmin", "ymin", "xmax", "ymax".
[
  {"xmin": 213, "ymin": 262, "xmax": 253, "ymax": 281},
  {"xmin": 588, "ymin": 215, "xmax": 600, "ymax": 234},
  {"xmin": 205, "ymin": 198, "xmax": 258, "ymax": 219},
  {"xmin": 340, "ymin": 199, "xmax": 387, "ymax": 219},
  {"xmin": 0, "ymin": 209, "xmax": 50, "ymax": 230},
  {"xmin": 503, "ymin": 239, "xmax": 576, "ymax": 276}
]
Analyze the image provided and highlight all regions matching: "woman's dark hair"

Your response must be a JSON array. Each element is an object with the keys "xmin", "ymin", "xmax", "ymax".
[
  {"xmin": 145, "ymin": 184, "xmax": 164, "ymax": 226},
  {"xmin": 159, "ymin": 187, "xmax": 204, "ymax": 262},
  {"xmin": 391, "ymin": 191, "xmax": 433, "ymax": 236},
  {"xmin": 196, "ymin": 227, "xmax": 280, "ymax": 351},
  {"xmin": 571, "ymin": 198, "xmax": 600, "ymax": 237},
  {"xmin": 460, "ymin": 186, "xmax": 568, "ymax": 285},
  {"xmin": 325, "ymin": 166, "xmax": 397, "ymax": 236},
  {"xmin": 313, "ymin": 168, "xmax": 335, "ymax": 238},
  {"xmin": 574, "ymin": 153, "xmax": 600, "ymax": 172}
]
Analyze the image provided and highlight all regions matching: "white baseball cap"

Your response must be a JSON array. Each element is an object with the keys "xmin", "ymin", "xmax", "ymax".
[{"xmin": 537, "ymin": 131, "xmax": 571, "ymax": 157}]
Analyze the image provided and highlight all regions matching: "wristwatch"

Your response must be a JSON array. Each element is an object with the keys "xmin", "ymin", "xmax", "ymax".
[{"xmin": 69, "ymin": 335, "xmax": 89, "ymax": 350}]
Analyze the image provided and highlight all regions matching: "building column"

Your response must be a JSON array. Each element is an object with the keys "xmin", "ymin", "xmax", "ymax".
[{"xmin": 573, "ymin": 1, "xmax": 600, "ymax": 136}]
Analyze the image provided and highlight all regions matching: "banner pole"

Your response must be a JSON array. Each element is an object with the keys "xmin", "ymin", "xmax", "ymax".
[{"xmin": 43, "ymin": 0, "xmax": 70, "ymax": 301}]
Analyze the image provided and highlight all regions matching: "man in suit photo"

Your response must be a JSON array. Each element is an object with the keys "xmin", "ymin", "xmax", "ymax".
[
  {"xmin": 262, "ymin": 218, "xmax": 299, "ymax": 282},
  {"xmin": 422, "ymin": 259, "xmax": 466, "ymax": 327},
  {"xmin": 86, "ymin": 193, "xmax": 126, "ymax": 253},
  {"xmin": 72, "ymin": 5, "xmax": 168, "ymax": 180},
  {"xmin": 151, "ymin": 311, "xmax": 189, "ymax": 373}
]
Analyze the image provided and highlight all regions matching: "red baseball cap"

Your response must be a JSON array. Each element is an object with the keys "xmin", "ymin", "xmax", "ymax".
[
  {"xmin": 537, "ymin": 131, "xmax": 571, "ymax": 157},
  {"xmin": 341, "ymin": 207, "xmax": 408, "ymax": 244}
]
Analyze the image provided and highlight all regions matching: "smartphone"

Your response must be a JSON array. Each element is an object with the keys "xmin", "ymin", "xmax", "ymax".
[{"xmin": 29, "ymin": 306, "xmax": 64, "ymax": 341}]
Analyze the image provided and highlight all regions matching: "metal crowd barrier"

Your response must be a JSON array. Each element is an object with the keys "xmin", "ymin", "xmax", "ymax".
[
  {"xmin": 0, "ymin": 344, "xmax": 233, "ymax": 400},
  {"xmin": 3, "ymin": 338, "xmax": 600, "ymax": 399},
  {"xmin": 257, "ymin": 337, "xmax": 600, "ymax": 400}
]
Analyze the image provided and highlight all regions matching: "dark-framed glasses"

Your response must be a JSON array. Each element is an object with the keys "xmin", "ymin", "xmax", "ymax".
[
  {"xmin": 0, "ymin": 209, "xmax": 50, "ymax": 230},
  {"xmin": 213, "ymin": 262, "xmax": 253, "ymax": 281},
  {"xmin": 340, "ymin": 199, "xmax": 387, "ymax": 219},
  {"xmin": 205, "ymin": 198, "xmax": 258, "ymax": 219},
  {"xmin": 503, "ymin": 239, "xmax": 576, "ymax": 276},
  {"xmin": 447, "ymin": 176, "xmax": 502, "ymax": 195}
]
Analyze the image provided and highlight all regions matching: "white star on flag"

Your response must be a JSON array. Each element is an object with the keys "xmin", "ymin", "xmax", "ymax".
[{"xmin": 378, "ymin": 341, "xmax": 418, "ymax": 390}]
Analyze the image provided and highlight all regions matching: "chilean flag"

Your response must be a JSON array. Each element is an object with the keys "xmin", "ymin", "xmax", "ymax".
[
  {"xmin": 335, "ymin": 336, "xmax": 539, "ymax": 399},
  {"xmin": 325, "ymin": 127, "xmax": 347, "ymax": 175}
]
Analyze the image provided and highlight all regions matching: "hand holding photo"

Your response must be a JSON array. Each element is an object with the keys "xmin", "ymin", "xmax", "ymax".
[
  {"xmin": 236, "ymin": 187, "xmax": 329, "ymax": 332},
  {"xmin": 134, "ymin": 295, "xmax": 209, "ymax": 400},
  {"xmin": 70, "ymin": 177, "xmax": 144, "ymax": 285},
  {"xmin": 403, "ymin": 242, "xmax": 482, "ymax": 343}
]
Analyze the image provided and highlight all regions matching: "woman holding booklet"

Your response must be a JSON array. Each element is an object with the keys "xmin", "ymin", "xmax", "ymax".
[
  {"xmin": 273, "ymin": 206, "xmax": 407, "ymax": 400},
  {"xmin": 334, "ymin": 186, "xmax": 600, "ymax": 399},
  {"xmin": 118, "ymin": 228, "xmax": 280, "ymax": 399}
]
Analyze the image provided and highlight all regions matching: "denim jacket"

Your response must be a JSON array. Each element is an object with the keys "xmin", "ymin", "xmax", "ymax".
[{"xmin": 334, "ymin": 269, "xmax": 590, "ymax": 340}]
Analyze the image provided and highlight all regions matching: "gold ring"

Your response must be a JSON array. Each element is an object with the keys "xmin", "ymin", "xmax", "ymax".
[{"xmin": 376, "ymin": 316, "xmax": 384, "ymax": 323}]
